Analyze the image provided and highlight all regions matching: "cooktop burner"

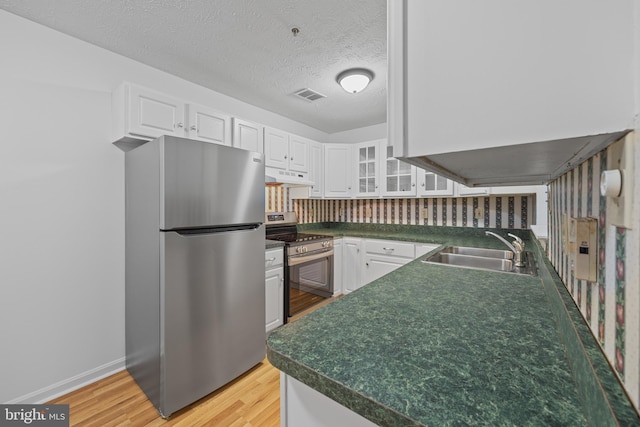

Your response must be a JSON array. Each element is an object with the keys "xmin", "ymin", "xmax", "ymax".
[
  {"xmin": 265, "ymin": 212, "xmax": 331, "ymax": 245},
  {"xmin": 267, "ymin": 232, "xmax": 331, "ymax": 244}
]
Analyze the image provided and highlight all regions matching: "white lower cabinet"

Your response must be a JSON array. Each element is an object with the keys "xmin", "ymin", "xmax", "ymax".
[
  {"xmin": 364, "ymin": 239, "xmax": 415, "ymax": 284},
  {"xmin": 342, "ymin": 237, "xmax": 364, "ymax": 293},
  {"xmin": 332, "ymin": 238, "xmax": 343, "ymax": 296},
  {"xmin": 281, "ymin": 373, "xmax": 377, "ymax": 427},
  {"xmin": 338, "ymin": 238, "xmax": 442, "ymax": 294},
  {"xmin": 265, "ymin": 247, "xmax": 284, "ymax": 333},
  {"xmin": 364, "ymin": 254, "xmax": 410, "ymax": 285}
]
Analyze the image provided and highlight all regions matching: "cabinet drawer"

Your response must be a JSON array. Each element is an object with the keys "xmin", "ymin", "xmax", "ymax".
[
  {"xmin": 364, "ymin": 239, "xmax": 415, "ymax": 258},
  {"xmin": 265, "ymin": 248, "xmax": 284, "ymax": 268}
]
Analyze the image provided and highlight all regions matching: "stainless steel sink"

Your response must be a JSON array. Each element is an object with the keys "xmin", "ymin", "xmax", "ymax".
[
  {"xmin": 438, "ymin": 246, "xmax": 513, "ymax": 260},
  {"xmin": 422, "ymin": 246, "xmax": 537, "ymax": 276}
]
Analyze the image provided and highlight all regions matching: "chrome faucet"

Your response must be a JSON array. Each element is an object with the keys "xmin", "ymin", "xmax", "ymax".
[{"xmin": 485, "ymin": 231, "xmax": 525, "ymax": 267}]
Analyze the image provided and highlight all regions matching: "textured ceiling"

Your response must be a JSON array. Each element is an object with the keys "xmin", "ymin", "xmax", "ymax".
[{"xmin": 0, "ymin": 0, "xmax": 387, "ymax": 134}]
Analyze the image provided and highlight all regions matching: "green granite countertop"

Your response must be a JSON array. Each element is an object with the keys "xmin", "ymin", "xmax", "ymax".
[
  {"xmin": 298, "ymin": 222, "xmax": 531, "ymax": 249},
  {"xmin": 265, "ymin": 239, "xmax": 285, "ymax": 249},
  {"xmin": 267, "ymin": 224, "xmax": 587, "ymax": 426}
]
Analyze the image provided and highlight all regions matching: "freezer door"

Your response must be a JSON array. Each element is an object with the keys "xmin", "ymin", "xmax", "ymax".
[
  {"xmin": 160, "ymin": 225, "xmax": 265, "ymax": 417},
  {"xmin": 160, "ymin": 136, "xmax": 265, "ymax": 229}
]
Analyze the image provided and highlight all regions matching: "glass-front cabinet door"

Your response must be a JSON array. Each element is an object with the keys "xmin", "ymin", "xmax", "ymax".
[
  {"xmin": 382, "ymin": 145, "xmax": 416, "ymax": 196},
  {"xmin": 417, "ymin": 170, "xmax": 455, "ymax": 196},
  {"xmin": 355, "ymin": 141, "xmax": 380, "ymax": 197}
]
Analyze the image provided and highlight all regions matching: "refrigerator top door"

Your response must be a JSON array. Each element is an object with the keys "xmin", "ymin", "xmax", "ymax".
[{"xmin": 159, "ymin": 136, "xmax": 265, "ymax": 230}]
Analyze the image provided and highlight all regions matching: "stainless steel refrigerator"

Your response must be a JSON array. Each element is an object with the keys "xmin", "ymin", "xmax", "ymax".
[{"xmin": 124, "ymin": 135, "xmax": 265, "ymax": 418}]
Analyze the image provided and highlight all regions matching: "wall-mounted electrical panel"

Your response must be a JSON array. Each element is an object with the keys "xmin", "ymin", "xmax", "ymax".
[{"xmin": 571, "ymin": 217, "xmax": 597, "ymax": 281}]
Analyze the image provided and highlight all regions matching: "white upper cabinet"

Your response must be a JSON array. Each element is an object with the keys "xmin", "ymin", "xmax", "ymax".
[
  {"xmin": 309, "ymin": 142, "xmax": 324, "ymax": 198},
  {"xmin": 388, "ymin": 1, "xmax": 634, "ymax": 186},
  {"xmin": 381, "ymin": 145, "xmax": 416, "ymax": 197},
  {"xmin": 354, "ymin": 140, "xmax": 380, "ymax": 198},
  {"xmin": 324, "ymin": 144, "xmax": 352, "ymax": 198},
  {"xmin": 264, "ymin": 127, "xmax": 309, "ymax": 173},
  {"xmin": 417, "ymin": 170, "xmax": 454, "ymax": 197},
  {"xmin": 112, "ymin": 83, "xmax": 186, "ymax": 142},
  {"xmin": 112, "ymin": 82, "xmax": 230, "ymax": 147},
  {"xmin": 186, "ymin": 104, "xmax": 231, "ymax": 145},
  {"xmin": 232, "ymin": 118, "xmax": 264, "ymax": 153},
  {"xmin": 289, "ymin": 135, "xmax": 310, "ymax": 173},
  {"xmin": 264, "ymin": 127, "xmax": 289, "ymax": 168}
]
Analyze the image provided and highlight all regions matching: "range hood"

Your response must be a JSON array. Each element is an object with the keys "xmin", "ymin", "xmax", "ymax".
[{"xmin": 265, "ymin": 167, "xmax": 314, "ymax": 186}]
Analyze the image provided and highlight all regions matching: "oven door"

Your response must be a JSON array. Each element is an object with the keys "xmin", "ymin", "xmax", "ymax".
[{"xmin": 286, "ymin": 249, "xmax": 334, "ymax": 319}]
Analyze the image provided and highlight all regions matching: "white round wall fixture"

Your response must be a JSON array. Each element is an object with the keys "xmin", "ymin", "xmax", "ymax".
[{"xmin": 600, "ymin": 169, "xmax": 622, "ymax": 197}]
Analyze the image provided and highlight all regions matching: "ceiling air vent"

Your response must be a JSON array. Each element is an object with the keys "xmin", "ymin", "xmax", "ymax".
[{"xmin": 293, "ymin": 88, "xmax": 326, "ymax": 102}]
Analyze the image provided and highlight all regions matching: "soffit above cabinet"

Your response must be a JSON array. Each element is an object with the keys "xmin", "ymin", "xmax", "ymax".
[{"xmin": 402, "ymin": 131, "xmax": 629, "ymax": 186}]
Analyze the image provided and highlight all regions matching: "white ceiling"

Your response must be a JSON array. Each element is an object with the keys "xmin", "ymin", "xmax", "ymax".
[{"xmin": 0, "ymin": 0, "xmax": 387, "ymax": 134}]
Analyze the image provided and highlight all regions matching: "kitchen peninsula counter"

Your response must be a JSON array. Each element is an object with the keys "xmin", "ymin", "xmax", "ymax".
[{"xmin": 267, "ymin": 224, "xmax": 639, "ymax": 426}]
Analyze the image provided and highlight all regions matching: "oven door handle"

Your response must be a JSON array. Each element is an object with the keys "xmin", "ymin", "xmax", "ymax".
[{"xmin": 288, "ymin": 249, "xmax": 334, "ymax": 266}]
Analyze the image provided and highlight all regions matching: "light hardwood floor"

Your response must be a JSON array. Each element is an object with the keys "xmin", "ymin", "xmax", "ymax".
[
  {"xmin": 49, "ymin": 358, "xmax": 279, "ymax": 427},
  {"xmin": 48, "ymin": 297, "xmax": 341, "ymax": 426}
]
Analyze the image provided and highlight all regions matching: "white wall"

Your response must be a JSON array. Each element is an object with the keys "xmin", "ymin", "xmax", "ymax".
[
  {"xmin": 0, "ymin": 9, "xmax": 336, "ymax": 404},
  {"xmin": 324, "ymin": 122, "xmax": 387, "ymax": 143}
]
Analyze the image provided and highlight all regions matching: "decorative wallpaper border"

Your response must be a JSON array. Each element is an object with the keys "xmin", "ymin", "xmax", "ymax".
[
  {"xmin": 288, "ymin": 196, "xmax": 531, "ymax": 228},
  {"xmin": 547, "ymin": 136, "xmax": 639, "ymax": 412}
]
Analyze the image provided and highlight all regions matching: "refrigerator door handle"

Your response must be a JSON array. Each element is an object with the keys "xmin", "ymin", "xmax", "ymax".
[{"xmin": 171, "ymin": 224, "xmax": 262, "ymax": 236}]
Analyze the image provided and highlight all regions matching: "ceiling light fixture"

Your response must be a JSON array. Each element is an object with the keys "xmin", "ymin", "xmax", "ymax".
[{"xmin": 336, "ymin": 68, "xmax": 374, "ymax": 94}]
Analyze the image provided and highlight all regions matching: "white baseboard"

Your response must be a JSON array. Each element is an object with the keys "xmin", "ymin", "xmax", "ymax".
[{"xmin": 7, "ymin": 357, "xmax": 126, "ymax": 404}]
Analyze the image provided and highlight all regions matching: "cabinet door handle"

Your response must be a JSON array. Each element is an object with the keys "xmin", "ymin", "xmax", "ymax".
[
  {"xmin": 383, "ymin": 248, "xmax": 395, "ymax": 251},
  {"xmin": 266, "ymin": 257, "xmax": 276, "ymax": 262},
  {"xmin": 284, "ymin": 155, "xmax": 288, "ymax": 159},
  {"xmin": 190, "ymin": 125, "xmax": 197, "ymax": 131},
  {"xmin": 176, "ymin": 122, "xmax": 184, "ymax": 128}
]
